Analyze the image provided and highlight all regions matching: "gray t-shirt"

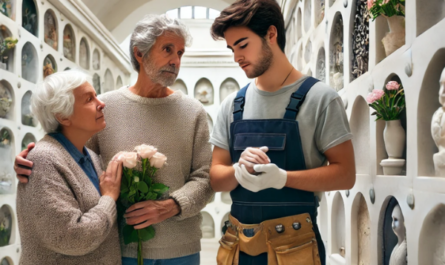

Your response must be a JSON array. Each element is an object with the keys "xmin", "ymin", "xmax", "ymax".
[{"xmin": 210, "ymin": 76, "xmax": 352, "ymax": 170}]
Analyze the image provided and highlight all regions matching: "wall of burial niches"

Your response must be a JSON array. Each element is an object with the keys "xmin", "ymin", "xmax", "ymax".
[
  {"xmin": 280, "ymin": 0, "xmax": 445, "ymax": 263},
  {"xmin": 0, "ymin": 0, "xmax": 131, "ymax": 263}
]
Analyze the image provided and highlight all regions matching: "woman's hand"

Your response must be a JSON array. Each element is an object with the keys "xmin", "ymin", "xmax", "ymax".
[{"xmin": 99, "ymin": 160, "xmax": 122, "ymax": 201}]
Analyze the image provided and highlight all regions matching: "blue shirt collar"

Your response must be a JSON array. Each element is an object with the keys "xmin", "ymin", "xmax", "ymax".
[{"xmin": 49, "ymin": 132, "xmax": 91, "ymax": 164}]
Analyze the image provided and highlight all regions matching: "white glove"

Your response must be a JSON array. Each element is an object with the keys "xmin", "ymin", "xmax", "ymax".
[
  {"xmin": 233, "ymin": 163, "xmax": 287, "ymax": 192},
  {"xmin": 253, "ymin": 164, "xmax": 287, "ymax": 190},
  {"xmin": 239, "ymin": 146, "xmax": 270, "ymax": 174}
]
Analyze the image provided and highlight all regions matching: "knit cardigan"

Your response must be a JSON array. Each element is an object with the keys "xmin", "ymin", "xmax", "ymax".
[
  {"xmin": 16, "ymin": 135, "xmax": 121, "ymax": 265},
  {"xmin": 87, "ymin": 87, "xmax": 214, "ymax": 259}
]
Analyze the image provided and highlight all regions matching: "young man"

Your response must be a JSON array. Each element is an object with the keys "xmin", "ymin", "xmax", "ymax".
[{"xmin": 209, "ymin": 0, "xmax": 355, "ymax": 264}]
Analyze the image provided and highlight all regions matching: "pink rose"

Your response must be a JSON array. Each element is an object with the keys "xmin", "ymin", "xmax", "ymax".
[
  {"xmin": 367, "ymin": 0, "xmax": 375, "ymax": 9},
  {"xmin": 373, "ymin": 89, "xmax": 385, "ymax": 100},
  {"xmin": 150, "ymin": 152, "xmax": 167, "ymax": 169},
  {"xmin": 367, "ymin": 89, "xmax": 385, "ymax": 103},
  {"xmin": 117, "ymin": 152, "xmax": 138, "ymax": 169},
  {"xmin": 386, "ymin": 81, "xmax": 400, "ymax": 90},
  {"xmin": 366, "ymin": 93, "xmax": 377, "ymax": 103},
  {"xmin": 135, "ymin": 144, "xmax": 157, "ymax": 159}
]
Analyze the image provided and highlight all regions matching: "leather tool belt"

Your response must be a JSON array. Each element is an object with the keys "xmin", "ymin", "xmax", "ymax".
[{"xmin": 217, "ymin": 213, "xmax": 322, "ymax": 265}]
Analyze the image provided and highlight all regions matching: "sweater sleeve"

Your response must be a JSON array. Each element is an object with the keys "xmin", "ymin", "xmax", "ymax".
[
  {"xmin": 23, "ymin": 153, "xmax": 117, "ymax": 256},
  {"xmin": 170, "ymin": 108, "xmax": 214, "ymax": 220}
]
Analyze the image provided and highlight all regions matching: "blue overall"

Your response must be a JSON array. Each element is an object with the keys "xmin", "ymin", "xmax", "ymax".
[{"xmin": 228, "ymin": 77, "xmax": 326, "ymax": 265}]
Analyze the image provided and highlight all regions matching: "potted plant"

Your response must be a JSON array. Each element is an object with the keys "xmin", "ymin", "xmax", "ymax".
[
  {"xmin": 0, "ymin": 35, "xmax": 18, "ymax": 71},
  {"xmin": 0, "ymin": 129, "xmax": 10, "ymax": 147},
  {"xmin": 367, "ymin": 0, "xmax": 405, "ymax": 56},
  {"xmin": 367, "ymin": 81, "xmax": 406, "ymax": 174},
  {"xmin": 0, "ymin": 211, "xmax": 11, "ymax": 247}
]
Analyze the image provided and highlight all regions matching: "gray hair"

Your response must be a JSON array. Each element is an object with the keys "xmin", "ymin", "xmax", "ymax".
[
  {"xmin": 130, "ymin": 14, "xmax": 192, "ymax": 72},
  {"xmin": 31, "ymin": 70, "xmax": 88, "ymax": 133}
]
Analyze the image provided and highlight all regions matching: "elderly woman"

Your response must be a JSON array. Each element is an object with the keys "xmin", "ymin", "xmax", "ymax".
[{"xmin": 16, "ymin": 71, "xmax": 122, "ymax": 265}]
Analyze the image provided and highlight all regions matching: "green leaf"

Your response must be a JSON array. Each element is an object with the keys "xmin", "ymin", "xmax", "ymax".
[
  {"xmin": 128, "ymin": 194, "xmax": 135, "ymax": 204},
  {"xmin": 145, "ymin": 192, "xmax": 157, "ymax": 200},
  {"xmin": 123, "ymin": 225, "xmax": 139, "ymax": 244},
  {"xmin": 138, "ymin": 181, "xmax": 149, "ymax": 193},
  {"xmin": 152, "ymin": 183, "xmax": 169, "ymax": 194},
  {"xmin": 139, "ymin": 226, "xmax": 156, "ymax": 242}
]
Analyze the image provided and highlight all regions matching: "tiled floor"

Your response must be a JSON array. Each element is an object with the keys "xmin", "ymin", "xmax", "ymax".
[{"xmin": 200, "ymin": 239, "xmax": 219, "ymax": 265}]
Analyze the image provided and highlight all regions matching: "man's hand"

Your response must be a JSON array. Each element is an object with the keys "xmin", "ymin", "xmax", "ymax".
[
  {"xmin": 233, "ymin": 163, "xmax": 287, "ymax": 192},
  {"xmin": 14, "ymin": 143, "xmax": 35, "ymax": 184},
  {"xmin": 239, "ymin": 146, "xmax": 270, "ymax": 174},
  {"xmin": 124, "ymin": 199, "xmax": 180, "ymax": 229}
]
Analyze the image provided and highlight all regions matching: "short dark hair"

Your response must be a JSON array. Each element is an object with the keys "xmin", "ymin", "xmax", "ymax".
[{"xmin": 211, "ymin": 0, "xmax": 286, "ymax": 52}]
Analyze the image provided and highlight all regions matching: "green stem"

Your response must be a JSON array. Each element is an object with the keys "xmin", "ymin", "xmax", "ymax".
[
  {"xmin": 142, "ymin": 159, "xmax": 146, "ymax": 182},
  {"xmin": 138, "ymin": 230, "xmax": 143, "ymax": 265}
]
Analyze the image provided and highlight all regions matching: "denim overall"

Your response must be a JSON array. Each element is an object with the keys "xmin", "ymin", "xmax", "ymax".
[{"xmin": 228, "ymin": 77, "xmax": 326, "ymax": 265}]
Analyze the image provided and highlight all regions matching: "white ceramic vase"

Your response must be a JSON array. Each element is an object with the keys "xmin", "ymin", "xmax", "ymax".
[
  {"xmin": 383, "ymin": 119, "xmax": 405, "ymax": 159},
  {"xmin": 382, "ymin": 15, "xmax": 406, "ymax": 57}
]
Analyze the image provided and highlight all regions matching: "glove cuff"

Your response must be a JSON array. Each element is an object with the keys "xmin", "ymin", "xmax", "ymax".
[{"xmin": 274, "ymin": 168, "xmax": 287, "ymax": 189}]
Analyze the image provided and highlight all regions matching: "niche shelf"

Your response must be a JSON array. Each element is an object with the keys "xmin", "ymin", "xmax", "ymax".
[
  {"xmin": 220, "ymin": 78, "xmax": 240, "ymax": 103},
  {"xmin": 194, "ymin": 78, "xmax": 214, "ymax": 105},
  {"xmin": 171, "ymin": 79, "xmax": 187, "ymax": 95}
]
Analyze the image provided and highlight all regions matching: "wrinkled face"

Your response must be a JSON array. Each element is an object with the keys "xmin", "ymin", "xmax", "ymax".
[
  {"xmin": 439, "ymin": 69, "xmax": 445, "ymax": 106},
  {"xmin": 224, "ymin": 26, "xmax": 273, "ymax": 79},
  {"xmin": 142, "ymin": 32, "xmax": 185, "ymax": 87},
  {"xmin": 65, "ymin": 82, "xmax": 106, "ymax": 134}
]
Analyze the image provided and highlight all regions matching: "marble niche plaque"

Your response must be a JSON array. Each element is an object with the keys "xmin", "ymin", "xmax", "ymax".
[{"xmin": 44, "ymin": 10, "xmax": 58, "ymax": 50}]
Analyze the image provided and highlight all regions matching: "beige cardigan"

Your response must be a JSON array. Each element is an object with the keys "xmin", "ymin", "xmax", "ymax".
[{"xmin": 17, "ymin": 135, "xmax": 121, "ymax": 265}]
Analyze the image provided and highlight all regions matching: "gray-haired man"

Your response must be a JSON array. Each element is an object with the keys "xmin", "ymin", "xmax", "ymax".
[{"xmin": 15, "ymin": 14, "xmax": 213, "ymax": 265}]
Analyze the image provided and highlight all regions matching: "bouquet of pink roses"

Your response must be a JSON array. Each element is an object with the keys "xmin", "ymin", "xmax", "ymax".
[
  {"xmin": 367, "ymin": 81, "xmax": 405, "ymax": 121},
  {"xmin": 115, "ymin": 144, "xmax": 169, "ymax": 265},
  {"xmin": 367, "ymin": 0, "xmax": 405, "ymax": 21}
]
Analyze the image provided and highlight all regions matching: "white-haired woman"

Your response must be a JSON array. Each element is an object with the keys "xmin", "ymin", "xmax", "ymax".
[{"xmin": 16, "ymin": 70, "xmax": 122, "ymax": 265}]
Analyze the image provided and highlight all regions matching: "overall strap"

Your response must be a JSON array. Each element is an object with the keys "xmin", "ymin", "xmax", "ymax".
[
  {"xmin": 284, "ymin": 77, "xmax": 319, "ymax": 120},
  {"xmin": 233, "ymin": 84, "xmax": 250, "ymax": 122}
]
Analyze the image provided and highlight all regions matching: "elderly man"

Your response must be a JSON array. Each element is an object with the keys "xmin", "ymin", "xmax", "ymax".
[{"xmin": 15, "ymin": 14, "xmax": 213, "ymax": 265}]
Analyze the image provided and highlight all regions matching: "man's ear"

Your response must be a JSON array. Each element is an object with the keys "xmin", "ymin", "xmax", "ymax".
[
  {"xmin": 267, "ymin": 25, "xmax": 278, "ymax": 44},
  {"xmin": 133, "ymin": 47, "xmax": 143, "ymax": 63},
  {"xmin": 55, "ymin": 114, "xmax": 71, "ymax": 127}
]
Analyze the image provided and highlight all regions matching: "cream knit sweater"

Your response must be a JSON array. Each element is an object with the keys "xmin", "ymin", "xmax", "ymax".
[
  {"xmin": 17, "ymin": 135, "xmax": 121, "ymax": 265},
  {"xmin": 88, "ymin": 87, "xmax": 214, "ymax": 259}
]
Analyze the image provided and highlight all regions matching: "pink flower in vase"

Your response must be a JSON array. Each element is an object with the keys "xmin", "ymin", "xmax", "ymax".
[
  {"xmin": 367, "ymin": 0, "xmax": 376, "ymax": 9},
  {"xmin": 373, "ymin": 89, "xmax": 385, "ymax": 100},
  {"xmin": 366, "ymin": 93, "xmax": 376, "ymax": 103},
  {"xmin": 367, "ymin": 89, "xmax": 385, "ymax": 103},
  {"xmin": 386, "ymin": 81, "xmax": 400, "ymax": 90}
]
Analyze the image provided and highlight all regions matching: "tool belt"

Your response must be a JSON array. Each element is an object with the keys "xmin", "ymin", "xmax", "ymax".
[{"xmin": 217, "ymin": 213, "xmax": 322, "ymax": 265}]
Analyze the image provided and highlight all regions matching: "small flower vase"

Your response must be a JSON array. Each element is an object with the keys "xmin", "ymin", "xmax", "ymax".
[
  {"xmin": 381, "ymin": 119, "xmax": 406, "ymax": 175},
  {"xmin": 382, "ymin": 15, "xmax": 405, "ymax": 57},
  {"xmin": 384, "ymin": 119, "xmax": 405, "ymax": 158}
]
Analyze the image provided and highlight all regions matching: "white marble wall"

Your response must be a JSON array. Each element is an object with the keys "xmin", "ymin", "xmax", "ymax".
[
  {"xmin": 279, "ymin": 0, "xmax": 445, "ymax": 264},
  {"xmin": 0, "ymin": 0, "xmax": 131, "ymax": 264}
]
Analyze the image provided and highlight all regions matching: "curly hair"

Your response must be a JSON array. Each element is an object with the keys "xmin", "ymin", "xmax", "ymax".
[{"xmin": 211, "ymin": 0, "xmax": 286, "ymax": 52}]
